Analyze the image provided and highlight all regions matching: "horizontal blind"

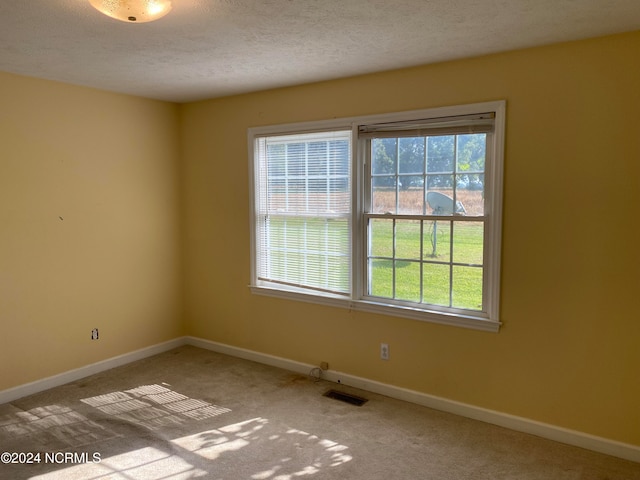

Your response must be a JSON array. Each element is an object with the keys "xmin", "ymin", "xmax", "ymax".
[{"xmin": 255, "ymin": 130, "xmax": 352, "ymax": 295}]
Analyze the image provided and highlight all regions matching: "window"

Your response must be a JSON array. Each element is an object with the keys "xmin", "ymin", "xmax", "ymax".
[
  {"xmin": 249, "ymin": 101, "xmax": 505, "ymax": 331},
  {"xmin": 253, "ymin": 131, "xmax": 352, "ymax": 295}
]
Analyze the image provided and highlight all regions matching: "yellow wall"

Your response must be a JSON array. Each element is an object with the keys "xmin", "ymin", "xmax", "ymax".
[
  {"xmin": 181, "ymin": 31, "xmax": 640, "ymax": 445},
  {"xmin": 0, "ymin": 73, "xmax": 183, "ymax": 389}
]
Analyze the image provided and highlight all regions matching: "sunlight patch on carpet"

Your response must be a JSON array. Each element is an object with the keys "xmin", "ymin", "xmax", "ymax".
[
  {"xmin": 0, "ymin": 404, "xmax": 118, "ymax": 449},
  {"xmin": 172, "ymin": 417, "xmax": 352, "ymax": 478},
  {"xmin": 81, "ymin": 384, "xmax": 231, "ymax": 429},
  {"xmin": 29, "ymin": 446, "xmax": 206, "ymax": 480}
]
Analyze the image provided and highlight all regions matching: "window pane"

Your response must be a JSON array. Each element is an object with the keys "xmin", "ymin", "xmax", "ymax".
[
  {"xmin": 457, "ymin": 174, "xmax": 484, "ymax": 216},
  {"xmin": 308, "ymin": 178, "xmax": 328, "ymax": 212},
  {"xmin": 456, "ymin": 134, "xmax": 486, "ymax": 173},
  {"xmin": 452, "ymin": 266, "xmax": 483, "ymax": 310},
  {"xmin": 424, "ymin": 220, "xmax": 450, "ymax": 261},
  {"xmin": 267, "ymin": 177, "xmax": 286, "ymax": 210},
  {"xmin": 369, "ymin": 259, "xmax": 393, "ymax": 298},
  {"xmin": 327, "ymin": 253, "xmax": 350, "ymax": 292},
  {"xmin": 329, "ymin": 177, "xmax": 350, "ymax": 213},
  {"xmin": 427, "ymin": 135, "xmax": 454, "ymax": 173},
  {"xmin": 286, "ymin": 143, "xmax": 305, "ymax": 175},
  {"xmin": 452, "ymin": 222, "xmax": 484, "ymax": 265},
  {"xmin": 307, "ymin": 141, "xmax": 327, "ymax": 175},
  {"xmin": 395, "ymin": 220, "xmax": 421, "ymax": 260},
  {"xmin": 423, "ymin": 263, "xmax": 450, "ymax": 306},
  {"xmin": 372, "ymin": 176, "xmax": 398, "ymax": 213},
  {"xmin": 372, "ymin": 138, "xmax": 397, "ymax": 175},
  {"xmin": 395, "ymin": 260, "xmax": 421, "ymax": 302},
  {"xmin": 369, "ymin": 218, "xmax": 393, "ymax": 258},
  {"xmin": 329, "ymin": 140, "xmax": 349, "ymax": 176},
  {"xmin": 399, "ymin": 137, "xmax": 425, "ymax": 174},
  {"xmin": 267, "ymin": 144, "xmax": 286, "ymax": 176},
  {"xmin": 398, "ymin": 175, "xmax": 424, "ymax": 214}
]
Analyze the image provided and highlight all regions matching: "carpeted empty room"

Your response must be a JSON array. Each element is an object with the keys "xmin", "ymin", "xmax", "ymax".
[{"xmin": 1, "ymin": 346, "xmax": 638, "ymax": 480}]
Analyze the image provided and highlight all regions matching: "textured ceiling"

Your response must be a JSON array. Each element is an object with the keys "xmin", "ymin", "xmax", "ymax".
[{"xmin": 0, "ymin": 1, "xmax": 639, "ymax": 103}]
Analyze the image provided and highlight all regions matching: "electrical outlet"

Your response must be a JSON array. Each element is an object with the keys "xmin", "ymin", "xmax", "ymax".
[
  {"xmin": 380, "ymin": 343, "xmax": 389, "ymax": 360},
  {"xmin": 320, "ymin": 361, "xmax": 329, "ymax": 371},
  {"xmin": 91, "ymin": 328, "xmax": 99, "ymax": 340}
]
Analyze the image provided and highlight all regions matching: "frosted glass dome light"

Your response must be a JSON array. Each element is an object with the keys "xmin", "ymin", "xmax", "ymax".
[{"xmin": 89, "ymin": 0, "xmax": 172, "ymax": 23}]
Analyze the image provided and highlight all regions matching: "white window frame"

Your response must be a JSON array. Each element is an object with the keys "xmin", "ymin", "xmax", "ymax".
[{"xmin": 249, "ymin": 101, "xmax": 505, "ymax": 332}]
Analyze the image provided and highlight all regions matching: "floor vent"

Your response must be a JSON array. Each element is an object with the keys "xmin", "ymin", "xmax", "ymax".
[{"xmin": 323, "ymin": 389, "xmax": 368, "ymax": 406}]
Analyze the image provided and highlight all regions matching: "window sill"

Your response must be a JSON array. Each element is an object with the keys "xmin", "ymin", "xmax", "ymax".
[{"xmin": 249, "ymin": 285, "xmax": 501, "ymax": 333}]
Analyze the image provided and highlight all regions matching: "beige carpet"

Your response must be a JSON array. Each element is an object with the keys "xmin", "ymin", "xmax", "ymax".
[{"xmin": 0, "ymin": 346, "xmax": 638, "ymax": 480}]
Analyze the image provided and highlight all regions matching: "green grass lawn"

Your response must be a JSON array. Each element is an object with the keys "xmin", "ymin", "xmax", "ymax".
[{"xmin": 369, "ymin": 219, "xmax": 484, "ymax": 310}]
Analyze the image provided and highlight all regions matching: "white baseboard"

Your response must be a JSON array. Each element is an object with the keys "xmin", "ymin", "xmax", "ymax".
[
  {"xmin": 2, "ymin": 335, "xmax": 638, "ymax": 464},
  {"xmin": 186, "ymin": 336, "xmax": 316, "ymax": 376},
  {"xmin": 0, "ymin": 337, "xmax": 186, "ymax": 405},
  {"xmin": 185, "ymin": 336, "xmax": 640, "ymax": 464}
]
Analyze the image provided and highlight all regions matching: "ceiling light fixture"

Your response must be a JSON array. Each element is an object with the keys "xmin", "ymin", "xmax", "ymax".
[{"xmin": 89, "ymin": 0, "xmax": 172, "ymax": 23}]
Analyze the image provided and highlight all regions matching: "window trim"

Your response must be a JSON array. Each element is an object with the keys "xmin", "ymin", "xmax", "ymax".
[{"xmin": 248, "ymin": 101, "xmax": 505, "ymax": 333}]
